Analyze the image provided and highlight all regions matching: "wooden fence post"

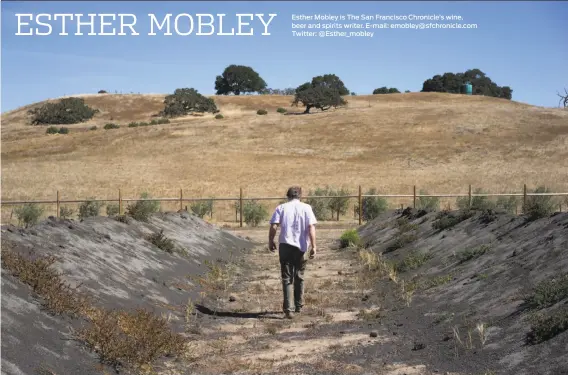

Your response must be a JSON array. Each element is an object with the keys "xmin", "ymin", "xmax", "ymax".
[
  {"xmin": 523, "ymin": 184, "xmax": 527, "ymax": 213},
  {"xmin": 413, "ymin": 185, "xmax": 416, "ymax": 209},
  {"xmin": 56, "ymin": 190, "xmax": 60, "ymax": 218},
  {"xmin": 468, "ymin": 185, "xmax": 472, "ymax": 209},
  {"xmin": 239, "ymin": 188, "xmax": 244, "ymax": 228},
  {"xmin": 179, "ymin": 189, "xmax": 183, "ymax": 211},
  {"xmin": 358, "ymin": 185, "xmax": 362, "ymax": 225},
  {"xmin": 118, "ymin": 189, "xmax": 122, "ymax": 215}
]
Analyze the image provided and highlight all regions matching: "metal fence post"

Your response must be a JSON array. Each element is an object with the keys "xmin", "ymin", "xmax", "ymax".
[
  {"xmin": 56, "ymin": 190, "xmax": 60, "ymax": 218},
  {"xmin": 413, "ymin": 185, "xmax": 416, "ymax": 209},
  {"xmin": 468, "ymin": 185, "xmax": 472, "ymax": 209},
  {"xmin": 358, "ymin": 185, "xmax": 362, "ymax": 225},
  {"xmin": 179, "ymin": 189, "xmax": 183, "ymax": 211},
  {"xmin": 119, "ymin": 189, "xmax": 122, "ymax": 215},
  {"xmin": 523, "ymin": 184, "xmax": 527, "ymax": 213},
  {"xmin": 239, "ymin": 188, "xmax": 243, "ymax": 228}
]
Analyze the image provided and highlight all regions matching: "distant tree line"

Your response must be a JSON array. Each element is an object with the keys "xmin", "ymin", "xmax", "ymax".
[{"xmin": 28, "ymin": 65, "xmax": 516, "ymax": 125}]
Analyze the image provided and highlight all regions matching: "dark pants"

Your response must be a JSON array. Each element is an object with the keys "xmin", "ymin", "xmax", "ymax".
[{"xmin": 279, "ymin": 243, "xmax": 307, "ymax": 313}]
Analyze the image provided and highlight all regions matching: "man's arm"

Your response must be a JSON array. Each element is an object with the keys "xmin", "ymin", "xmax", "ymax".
[
  {"xmin": 268, "ymin": 206, "xmax": 281, "ymax": 252},
  {"xmin": 307, "ymin": 206, "xmax": 317, "ymax": 258},
  {"xmin": 269, "ymin": 223, "xmax": 279, "ymax": 251},
  {"xmin": 308, "ymin": 224, "xmax": 317, "ymax": 258}
]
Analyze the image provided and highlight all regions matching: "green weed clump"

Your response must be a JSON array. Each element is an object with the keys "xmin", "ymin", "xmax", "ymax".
[
  {"xmin": 525, "ymin": 309, "xmax": 568, "ymax": 345},
  {"xmin": 146, "ymin": 230, "xmax": 176, "ymax": 254},
  {"xmin": 525, "ymin": 273, "xmax": 568, "ymax": 309},
  {"xmin": 276, "ymin": 107, "xmax": 287, "ymax": 113},
  {"xmin": 456, "ymin": 244, "xmax": 492, "ymax": 264},
  {"xmin": 339, "ymin": 229, "xmax": 360, "ymax": 248},
  {"xmin": 256, "ymin": 109, "xmax": 268, "ymax": 115},
  {"xmin": 395, "ymin": 251, "xmax": 433, "ymax": 273}
]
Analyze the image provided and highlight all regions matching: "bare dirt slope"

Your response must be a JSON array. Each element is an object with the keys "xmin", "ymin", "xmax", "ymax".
[
  {"xmin": 2, "ymin": 93, "xmax": 567, "ymax": 204},
  {"xmin": 1, "ymin": 212, "xmax": 254, "ymax": 375}
]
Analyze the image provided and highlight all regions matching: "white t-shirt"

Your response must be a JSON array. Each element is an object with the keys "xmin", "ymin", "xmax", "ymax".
[{"xmin": 270, "ymin": 199, "xmax": 317, "ymax": 252}]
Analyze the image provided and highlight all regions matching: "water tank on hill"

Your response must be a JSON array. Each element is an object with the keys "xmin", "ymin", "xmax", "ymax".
[{"xmin": 461, "ymin": 82, "xmax": 473, "ymax": 95}]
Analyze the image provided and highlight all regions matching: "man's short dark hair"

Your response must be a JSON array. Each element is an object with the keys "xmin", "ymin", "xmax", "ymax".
[{"xmin": 286, "ymin": 186, "xmax": 302, "ymax": 200}]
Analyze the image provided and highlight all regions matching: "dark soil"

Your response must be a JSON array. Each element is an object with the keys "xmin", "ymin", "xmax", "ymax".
[{"xmin": 1, "ymin": 211, "xmax": 255, "ymax": 375}]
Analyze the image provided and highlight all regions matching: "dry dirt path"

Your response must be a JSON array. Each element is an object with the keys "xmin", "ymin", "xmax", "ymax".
[{"xmin": 165, "ymin": 227, "xmax": 443, "ymax": 375}]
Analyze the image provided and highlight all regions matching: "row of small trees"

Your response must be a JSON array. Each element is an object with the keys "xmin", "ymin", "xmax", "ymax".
[{"xmin": 12, "ymin": 185, "xmax": 563, "ymax": 229}]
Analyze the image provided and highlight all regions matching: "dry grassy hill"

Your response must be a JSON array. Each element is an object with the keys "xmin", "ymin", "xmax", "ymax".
[{"xmin": 1, "ymin": 93, "xmax": 567, "ymax": 215}]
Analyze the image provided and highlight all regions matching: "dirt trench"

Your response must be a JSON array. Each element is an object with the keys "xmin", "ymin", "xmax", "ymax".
[{"xmin": 175, "ymin": 227, "xmax": 435, "ymax": 375}]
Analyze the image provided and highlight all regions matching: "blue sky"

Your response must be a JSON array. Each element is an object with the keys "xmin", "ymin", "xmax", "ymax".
[{"xmin": 1, "ymin": 1, "xmax": 567, "ymax": 112}]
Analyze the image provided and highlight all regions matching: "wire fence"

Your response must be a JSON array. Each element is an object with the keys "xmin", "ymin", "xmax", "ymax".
[{"xmin": 1, "ymin": 185, "xmax": 567, "ymax": 227}]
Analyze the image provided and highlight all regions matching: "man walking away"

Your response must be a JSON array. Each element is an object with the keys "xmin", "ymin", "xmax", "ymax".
[{"xmin": 268, "ymin": 186, "xmax": 317, "ymax": 319}]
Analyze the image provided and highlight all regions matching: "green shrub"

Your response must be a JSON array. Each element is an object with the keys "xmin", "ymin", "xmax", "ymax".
[
  {"xmin": 59, "ymin": 206, "xmax": 74, "ymax": 219},
  {"xmin": 128, "ymin": 122, "xmax": 139, "ymax": 128},
  {"xmin": 524, "ymin": 186, "xmax": 555, "ymax": 221},
  {"xmin": 126, "ymin": 192, "xmax": 160, "ymax": 222},
  {"xmin": 358, "ymin": 188, "xmax": 388, "ymax": 221},
  {"xmin": 29, "ymin": 97, "xmax": 98, "ymax": 125},
  {"xmin": 78, "ymin": 199, "xmax": 103, "ymax": 220},
  {"xmin": 58, "ymin": 127, "xmax": 69, "ymax": 134},
  {"xmin": 14, "ymin": 203, "xmax": 44, "ymax": 228},
  {"xmin": 524, "ymin": 273, "xmax": 568, "ymax": 310},
  {"xmin": 106, "ymin": 204, "xmax": 120, "ymax": 217},
  {"xmin": 243, "ymin": 200, "xmax": 268, "ymax": 227},
  {"xmin": 456, "ymin": 188, "xmax": 495, "ymax": 211},
  {"xmin": 526, "ymin": 309, "xmax": 568, "ymax": 345},
  {"xmin": 156, "ymin": 118, "xmax": 170, "ymax": 124},
  {"xmin": 215, "ymin": 114, "xmax": 224, "ymax": 119},
  {"xmin": 256, "ymin": 109, "xmax": 268, "ymax": 115},
  {"xmin": 139, "ymin": 122, "xmax": 150, "ymax": 126},
  {"xmin": 104, "ymin": 123, "xmax": 120, "ymax": 130},
  {"xmin": 147, "ymin": 229, "xmax": 176, "ymax": 254},
  {"xmin": 276, "ymin": 107, "xmax": 287, "ymax": 114},
  {"xmin": 150, "ymin": 119, "xmax": 158, "ymax": 125},
  {"xmin": 89, "ymin": 126, "xmax": 97, "ymax": 131},
  {"xmin": 190, "ymin": 200, "xmax": 213, "ymax": 219},
  {"xmin": 417, "ymin": 189, "xmax": 439, "ymax": 211},
  {"xmin": 339, "ymin": 229, "xmax": 360, "ymax": 248},
  {"xmin": 46, "ymin": 126, "xmax": 59, "ymax": 134},
  {"xmin": 304, "ymin": 186, "xmax": 333, "ymax": 221}
]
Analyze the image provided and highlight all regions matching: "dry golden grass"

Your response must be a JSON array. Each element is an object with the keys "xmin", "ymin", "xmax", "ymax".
[{"xmin": 2, "ymin": 92, "xmax": 567, "ymax": 214}]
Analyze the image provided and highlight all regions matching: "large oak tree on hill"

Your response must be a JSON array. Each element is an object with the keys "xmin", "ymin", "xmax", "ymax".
[
  {"xmin": 292, "ymin": 74, "xmax": 349, "ymax": 114},
  {"xmin": 161, "ymin": 88, "xmax": 218, "ymax": 117},
  {"xmin": 214, "ymin": 65, "xmax": 267, "ymax": 95},
  {"xmin": 421, "ymin": 69, "xmax": 513, "ymax": 100}
]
